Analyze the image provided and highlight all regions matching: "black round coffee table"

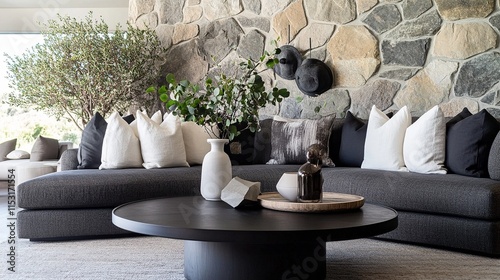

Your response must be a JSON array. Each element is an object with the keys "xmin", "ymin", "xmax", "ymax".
[{"xmin": 112, "ymin": 196, "xmax": 397, "ymax": 280}]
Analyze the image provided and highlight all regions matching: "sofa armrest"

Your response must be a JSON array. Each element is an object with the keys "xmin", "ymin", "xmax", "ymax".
[{"xmin": 60, "ymin": 148, "xmax": 79, "ymax": 171}]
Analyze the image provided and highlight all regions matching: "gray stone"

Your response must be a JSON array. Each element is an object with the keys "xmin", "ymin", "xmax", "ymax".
[
  {"xmin": 237, "ymin": 30, "xmax": 265, "ymax": 61},
  {"xmin": 156, "ymin": 0, "xmax": 184, "ymax": 25},
  {"xmin": 386, "ymin": 10, "xmax": 442, "ymax": 39},
  {"xmin": 135, "ymin": 12, "xmax": 159, "ymax": 30},
  {"xmin": 261, "ymin": 0, "xmax": 293, "ymax": 17},
  {"xmin": 272, "ymin": 0, "xmax": 308, "ymax": 44},
  {"xmin": 304, "ymin": 0, "xmax": 356, "ymax": 24},
  {"xmin": 486, "ymin": 108, "xmax": 500, "ymax": 118},
  {"xmin": 242, "ymin": 0, "xmax": 261, "ymax": 14},
  {"xmin": 207, "ymin": 52, "xmax": 246, "ymax": 80},
  {"xmin": 162, "ymin": 39, "xmax": 208, "ymax": 83},
  {"xmin": 327, "ymin": 25, "xmax": 380, "ymax": 87},
  {"xmin": 440, "ymin": 98, "xmax": 479, "ymax": 117},
  {"xmin": 402, "ymin": 0, "xmax": 432, "ymax": 20},
  {"xmin": 394, "ymin": 60, "xmax": 458, "ymax": 116},
  {"xmin": 280, "ymin": 97, "xmax": 302, "ymax": 119},
  {"xmin": 382, "ymin": 39, "xmax": 430, "ymax": 67},
  {"xmin": 379, "ymin": 68, "xmax": 419, "ymax": 80},
  {"xmin": 300, "ymin": 89, "xmax": 351, "ymax": 119},
  {"xmin": 350, "ymin": 79, "xmax": 401, "ymax": 119},
  {"xmin": 363, "ymin": 4, "xmax": 401, "ymax": 34},
  {"xmin": 433, "ymin": 22, "xmax": 497, "ymax": 60},
  {"xmin": 200, "ymin": 18, "xmax": 244, "ymax": 65},
  {"xmin": 188, "ymin": 0, "xmax": 201, "ymax": 4},
  {"xmin": 435, "ymin": 0, "xmax": 494, "ymax": 20},
  {"xmin": 306, "ymin": 48, "xmax": 327, "ymax": 62},
  {"xmin": 183, "ymin": 5, "xmax": 203, "ymax": 23},
  {"xmin": 274, "ymin": 78, "xmax": 303, "ymax": 119},
  {"xmin": 236, "ymin": 16, "xmax": 271, "ymax": 32},
  {"xmin": 356, "ymin": 0, "xmax": 378, "ymax": 15},
  {"xmin": 172, "ymin": 23, "xmax": 199, "ymax": 45},
  {"xmin": 129, "ymin": 0, "xmax": 155, "ymax": 21},
  {"xmin": 202, "ymin": 0, "xmax": 243, "ymax": 21},
  {"xmin": 481, "ymin": 90, "xmax": 500, "ymax": 106},
  {"xmin": 454, "ymin": 52, "xmax": 500, "ymax": 98},
  {"xmin": 155, "ymin": 24, "xmax": 175, "ymax": 49},
  {"xmin": 295, "ymin": 23, "xmax": 335, "ymax": 51},
  {"xmin": 489, "ymin": 14, "xmax": 500, "ymax": 31}
]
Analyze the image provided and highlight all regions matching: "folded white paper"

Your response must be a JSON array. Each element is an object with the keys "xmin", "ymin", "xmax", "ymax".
[{"xmin": 221, "ymin": 177, "xmax": 261, "ymax": 208}]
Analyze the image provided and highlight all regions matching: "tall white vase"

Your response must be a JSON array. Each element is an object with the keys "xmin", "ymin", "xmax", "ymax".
[{"xmin": 201, "ymin": 139, "xmax": 232, "ymax": 201}]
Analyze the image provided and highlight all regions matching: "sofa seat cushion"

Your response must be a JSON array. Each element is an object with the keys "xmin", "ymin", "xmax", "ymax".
[
  {"xmin": 17, "ymin": 165, "xmax": 301, "ymax": 210},
  {"xmin": 323, "ymin": 167, "xmax": 500, "ymax": 220}
]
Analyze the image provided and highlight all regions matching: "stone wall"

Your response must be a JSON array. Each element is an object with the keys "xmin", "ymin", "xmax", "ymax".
[{"xmin": 129, "ymin": 0, "xmax": 500, "ymax": 119}]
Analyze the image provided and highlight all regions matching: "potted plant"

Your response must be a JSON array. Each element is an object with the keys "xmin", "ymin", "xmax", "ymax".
[
  {"xmin": 148, "ymin": 48, "xmax": 290, "ymax": 201},
  {"xmin": 148, "ymin": 49, "xmax": 289, "ymax": 141}
]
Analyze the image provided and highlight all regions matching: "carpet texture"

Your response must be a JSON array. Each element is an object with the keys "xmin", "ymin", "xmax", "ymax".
[{"xmin": 1, "ymin": 237, "xmax": 499, "ymax": 279}]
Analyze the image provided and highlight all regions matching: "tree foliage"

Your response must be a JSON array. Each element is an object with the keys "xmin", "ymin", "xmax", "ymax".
[{"xmin": 5, "ymin": 12, "xmax": 165, "ymax": 130}]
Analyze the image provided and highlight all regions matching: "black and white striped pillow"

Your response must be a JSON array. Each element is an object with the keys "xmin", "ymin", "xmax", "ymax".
[{"xmin": 267, "ymin": 114, "xmax": 335, "ymax": 165}]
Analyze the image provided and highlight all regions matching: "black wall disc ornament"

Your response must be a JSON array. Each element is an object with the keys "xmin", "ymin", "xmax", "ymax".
[
  {"xmin": 294, "ymin": 58, "xmax": 334, "ymax": 96},
  {"xmin": 273, "ymin": 45, "xmax": 303, "ymax": 80}
]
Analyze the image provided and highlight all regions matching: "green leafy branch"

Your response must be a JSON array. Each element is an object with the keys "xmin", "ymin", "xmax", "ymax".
[{"xmin": 147, "ymin": 47, "xmax": 289, "ymax": 140}]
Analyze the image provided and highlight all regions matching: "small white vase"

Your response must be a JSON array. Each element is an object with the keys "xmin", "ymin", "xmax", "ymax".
[
  {"xmin": 201, "ymin": 139, "xmax": 232, "ymax": 201},
  {"xmin": 276, "ymin": 172, "xmax": 299, "ymax": 202}
]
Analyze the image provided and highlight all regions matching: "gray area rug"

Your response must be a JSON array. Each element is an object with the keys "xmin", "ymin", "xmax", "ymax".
[{"xmin": 1, "ymin": 237, "xmax": 499, "ymax": 280}]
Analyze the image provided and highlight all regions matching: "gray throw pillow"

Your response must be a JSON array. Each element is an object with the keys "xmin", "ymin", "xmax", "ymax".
[
  {"xmin": 488, "ymin": 131, "xmax": 500, "ymax": 180},
  {"xmin": 267, "ymin": 114, "xmax": 335, "ymax": 165},
  {"xmin": 0, "ymin": 139, "xmax": 17, "ymax": 161},
  {"xmin": 30, "ymin": 136, "xmax": 59, "ymax": 161}
]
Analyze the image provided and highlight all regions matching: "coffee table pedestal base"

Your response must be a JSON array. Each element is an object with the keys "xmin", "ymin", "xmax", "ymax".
[{"xmin": 184, "ymin": 240, "xmax": 326, "ymax": 280}]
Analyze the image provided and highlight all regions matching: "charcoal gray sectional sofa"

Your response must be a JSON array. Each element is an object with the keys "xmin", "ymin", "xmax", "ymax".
[{"xmin": 15, "ymin": 117, "xmax": 500, "ymax": 256}]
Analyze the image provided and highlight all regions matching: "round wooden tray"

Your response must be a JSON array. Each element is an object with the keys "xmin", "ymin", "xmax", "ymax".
[{"xmin": 258, "ymin": 192, "xmax": 365, "ymax": 213}]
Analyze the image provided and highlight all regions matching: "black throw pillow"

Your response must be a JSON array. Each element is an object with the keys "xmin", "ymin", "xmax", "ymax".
[
  {"xmin": 446, "ymin": 108, "xmax": 500, "ymax": 177},
  {"xmin": 338, "ymin": 112, "xmax": 367, "ymax": 167},
  {"xmin": 223, "ymin": 122, "xmax": 255, "ymax": 165},
  {"xmin": 252, "ymin": 119, "xmax": 273, "ymax": 164},
  {"xmin": 78, "ymin": 112, "xmax": 108, "ymax": 169}
]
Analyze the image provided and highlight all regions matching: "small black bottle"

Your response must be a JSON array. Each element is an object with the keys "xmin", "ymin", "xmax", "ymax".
[{"xmin": 297, "ymin": 144, "xmax": 325, "ymax": 203}]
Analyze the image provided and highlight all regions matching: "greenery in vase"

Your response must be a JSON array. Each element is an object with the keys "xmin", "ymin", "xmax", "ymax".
[
  {"xmin": 148, "ymin": 48, "xmax": 290, "ymax": 141},
  {"xmin": 5, "ymin": 12, "xmax": 165, "ymax": 130}
]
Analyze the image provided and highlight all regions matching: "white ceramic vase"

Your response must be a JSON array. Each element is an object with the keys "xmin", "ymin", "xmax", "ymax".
[
  {"xmin": 201, "ymin": 139, "xmax": 232, "ymax": 201},
  {"xmin": 276, "ymin": 172, "xmax": 299, "ymax": 202}
]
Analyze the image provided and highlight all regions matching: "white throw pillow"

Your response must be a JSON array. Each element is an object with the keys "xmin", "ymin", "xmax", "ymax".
[
  {"xmin": 362, "ymin": 105, "xmax": 412, "ymax": 171},
  {"xmin": 137, "ymin": 111, "xmax": 189, "ymax": 169},
  {"xmin": 181, "ymin": 122, "xmax": 212, "ymax": 165},
  {"xmin": 130, "ymin": 110, "xmax": 162, "ymax": 137},
  {"xmin": 100, "ymin": 112, "xmax": 143, "ymax": 169},
  {"xmin": 403, "ymin": 105, "xmax": 447, "ymax": 174},
  {"xmin": 6, "ymin": 150, "xmax": 30, "ymax": 160}
]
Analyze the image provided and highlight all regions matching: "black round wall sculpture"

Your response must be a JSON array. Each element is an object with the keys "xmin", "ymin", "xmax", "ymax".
[
  {"xmin": 273, "ymin": 45, "xmax": 303, "ymax": 80},
  {"xmin": 294, "ymin": 58, "xmax": 334, "ymax": 97}
]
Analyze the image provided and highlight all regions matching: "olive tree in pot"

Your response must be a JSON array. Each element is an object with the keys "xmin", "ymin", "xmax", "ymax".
[
  {"xmin": 6, "ymin": 12, "xmax": 165, "ymax": 131},
  {"xmin": 148, "ymin": 49, "xmax": 290, "ymax": 200}
]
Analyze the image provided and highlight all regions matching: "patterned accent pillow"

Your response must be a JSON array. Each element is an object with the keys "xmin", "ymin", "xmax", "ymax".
[{"xmin": 267, "ymin": 114, "xmax": 336, "ymax": 165}]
